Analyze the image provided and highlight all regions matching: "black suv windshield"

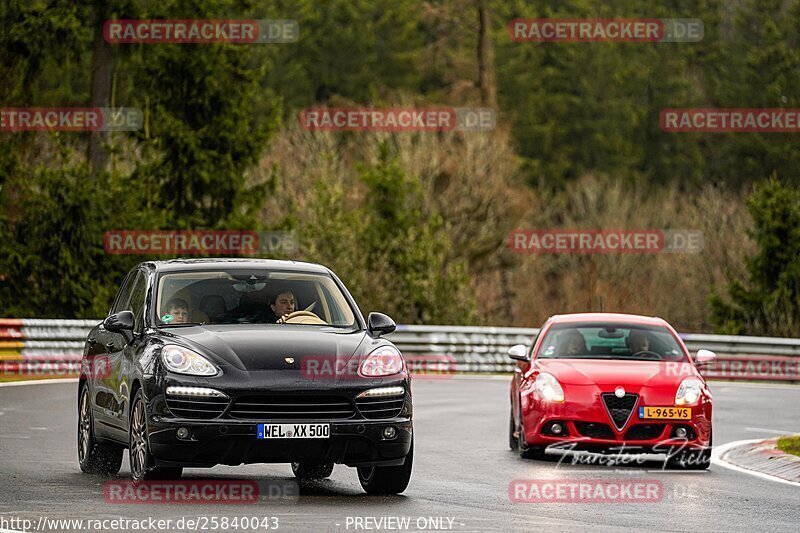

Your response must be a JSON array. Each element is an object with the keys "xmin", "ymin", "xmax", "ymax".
[{"xmin": 155, "ymin": 269, "xmax": 357, "ymax": 327}]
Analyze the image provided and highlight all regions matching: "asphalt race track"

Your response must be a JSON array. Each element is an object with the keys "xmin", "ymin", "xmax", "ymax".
[{"xmin": 1, "ymin": 378, "xmax": 798, "ymax": 532}]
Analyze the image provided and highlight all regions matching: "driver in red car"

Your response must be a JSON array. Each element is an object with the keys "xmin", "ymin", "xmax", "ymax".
[{"xmin": 626, "ymin": 330, "xmax": 653, "ymax": 355}]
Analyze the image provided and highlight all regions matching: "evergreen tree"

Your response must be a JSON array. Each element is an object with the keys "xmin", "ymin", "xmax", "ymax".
[{"xmin": 710, "ymin": 178, "xmax": 800, "ymax": 336}]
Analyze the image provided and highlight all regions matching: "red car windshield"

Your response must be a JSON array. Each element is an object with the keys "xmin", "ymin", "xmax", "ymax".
[{"xmin": 537, "ymin": 323, "xmax": 688, "ymax": 362}]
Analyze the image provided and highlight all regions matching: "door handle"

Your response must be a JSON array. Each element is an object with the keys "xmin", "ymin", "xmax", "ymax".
[
  {"xmin": 105, "ymin": 342, "xmax": 116, "ymax": 351},
  {"xmin": 87, "ymin": 337, "xmax": 96, "ymax": 346}
]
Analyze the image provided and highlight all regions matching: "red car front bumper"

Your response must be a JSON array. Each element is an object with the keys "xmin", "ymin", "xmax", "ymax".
[{"xmin": 520, "ymin": 384, "xmax": 712, "ymax": 452}]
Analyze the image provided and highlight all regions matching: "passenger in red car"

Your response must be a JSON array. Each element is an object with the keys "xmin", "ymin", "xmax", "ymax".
[{"xmin": 558, "ymin": 330, "xmax": 587, "ymax": 356}]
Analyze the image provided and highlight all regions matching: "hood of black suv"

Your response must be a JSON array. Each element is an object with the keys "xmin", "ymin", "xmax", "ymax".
[{"xmin": 157, "ymin": 324, "xmax": 371, "ymax": 372}]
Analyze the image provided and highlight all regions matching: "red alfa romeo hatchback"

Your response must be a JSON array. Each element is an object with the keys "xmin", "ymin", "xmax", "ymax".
[{"xmin": 508, "ymin": 313, "xmax": 714, "ymax": 469}]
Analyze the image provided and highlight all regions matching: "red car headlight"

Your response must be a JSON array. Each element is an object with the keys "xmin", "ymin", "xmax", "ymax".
[
  {"xmin": 359, "ymin": 346, "xmax": 404, "ymax": 377},
  {"xmin": 534, "ymin": 372, "xmax": 565, "ymax": 402},
  {"xmin": 675, "ymin": 378, "xmax": 703, "ymax": 406}
]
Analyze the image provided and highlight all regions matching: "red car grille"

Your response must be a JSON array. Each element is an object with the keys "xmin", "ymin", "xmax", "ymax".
[{"xmin": 601, "ymin": 393, "xmax": 638, "ymax": 430}]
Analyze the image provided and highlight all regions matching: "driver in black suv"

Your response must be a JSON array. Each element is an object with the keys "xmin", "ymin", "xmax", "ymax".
[
  {"xmin": 226, "ymin": 287, "xmax": 298, "ymax": 324},
  {"xmin": 268, "ymin": 290, "xmax": 297, "ymax": 323}
]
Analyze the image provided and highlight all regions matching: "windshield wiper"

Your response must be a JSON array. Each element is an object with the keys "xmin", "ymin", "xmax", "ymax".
[
  {"xmin": 541, "ymin": 355, "xmax": 663, "ymax": 361},
  {"xmin": 542, "ymin": 354, "xmax": 630, "ymax": 360},
  {"xmin": 159, "ymin": 322, "xmax": 205, "ymax": 327},
  {"xmin": 540, "ymin": 355, "xmax": 613, "ymax": 359}
]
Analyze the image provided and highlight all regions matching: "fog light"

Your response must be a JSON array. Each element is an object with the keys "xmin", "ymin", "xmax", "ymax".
[
  {"xmin": 675, "ymin": 427, "xmax": 687, "ymax": 438},
  {"xmin": 177, "ymin": 427, "xmax": 190, "ymax": 439},
  {"xmin": 551, "ymin": 423, "xmax": 564, "ymax": 435},
  {"xmin": 383, "ymin": 426, "xmax": 397, "ymax": 440}
]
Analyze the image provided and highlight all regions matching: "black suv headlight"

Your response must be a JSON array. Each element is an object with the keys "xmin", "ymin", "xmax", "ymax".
[{"xmin": 161, "ymin": 345, "xmax": 219, "ymax": 376}]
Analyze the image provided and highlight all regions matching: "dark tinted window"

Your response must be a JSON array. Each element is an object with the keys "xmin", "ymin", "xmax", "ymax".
[
  {"xmin": 126, "ymin": 271, "xmax": 148, "ymax": 333},
  {"xmin": 111, "ymin": 271, "xmax": 137, "ymax": 315}
]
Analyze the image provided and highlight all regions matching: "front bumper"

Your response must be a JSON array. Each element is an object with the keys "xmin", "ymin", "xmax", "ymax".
[
  {"xmin": 148, "ymin": 416, "xmax": 413, "ymax": 467},
  {"xmin": 524, "ymin": 420, "xmax": 710, "ymax": 454},
  {"xmin": 143, "ymin": 373, "xmax": 414, "ymax": 468},
  {"xmin": 521, "ymin": 388, "xmax": 712, "ymax": 452}
]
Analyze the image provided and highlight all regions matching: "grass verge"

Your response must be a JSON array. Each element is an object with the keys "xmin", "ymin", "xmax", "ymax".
[{"xmin": 777, "ymin": 435, "xmax": 800, "ymax": 457}]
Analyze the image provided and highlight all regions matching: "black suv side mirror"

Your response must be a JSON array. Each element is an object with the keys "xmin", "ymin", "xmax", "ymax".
[
  {"xmin": 104, "ymin": 310, "xmax": 134, "ymax": 333},
  {"xmin": 367, "ymin": 312, "xmax": 396, "ymax": 338}
]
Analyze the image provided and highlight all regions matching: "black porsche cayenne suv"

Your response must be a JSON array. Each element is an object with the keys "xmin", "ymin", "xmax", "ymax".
[{"xmin": 77, "ymin": 259, "xmax": 413, "ymax": 494}]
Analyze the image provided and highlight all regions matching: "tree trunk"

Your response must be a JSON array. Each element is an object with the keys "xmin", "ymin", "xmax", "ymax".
[
  {"xmin": 476, "ymin": 0, "xmax": 496, "ymax": 107},
  {"xmin": 88, "ymin": 2, "xmax": 113, "ymax": 175}
]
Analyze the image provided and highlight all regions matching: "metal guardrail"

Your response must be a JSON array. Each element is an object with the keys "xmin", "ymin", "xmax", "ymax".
[
  {"xmin": 1, "ymin": 319, "xmax": 798, "ymax": 381},
  {"xmin": 388, "ymin": 326, "xmax": 800, "ymax": 381}
]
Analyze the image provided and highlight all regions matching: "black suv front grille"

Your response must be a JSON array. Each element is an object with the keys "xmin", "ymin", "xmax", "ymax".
[
  {"xmin": 624, "ymin": 423, "xmax": 665, "ymax": 441},
  {"xmin": 355, "ymin": 396, "xmax": 405, "ymax": 419},
  {"xmin": 166, "ymin": 396, "xmax": 228, "ymax": 420},
  {"xmin": 574, "ymin": 421, "xmax": 616, "ymax": 439},
  {"xmin": 602, "ymin": 393, "xmax": 638, "ymax": 430},
  {"xmin": 228, "ymin": 395, "xmax": 355, "ymax": 420}
]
